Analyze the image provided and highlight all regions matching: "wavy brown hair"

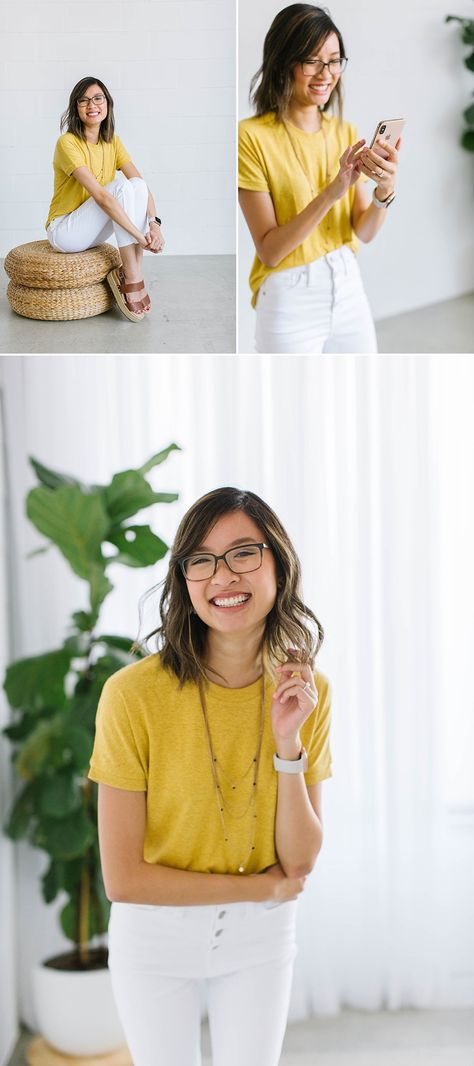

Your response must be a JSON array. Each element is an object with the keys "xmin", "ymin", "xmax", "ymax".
[
  {"xmin": 60, "ymin": 76, "xmax": 115, "ymax": 143},
  {"xmin": 146, "ymin": 487, "xmax": 324, "ymax": 686},
  {"xmin": 250, "ymin": 3, "xmax": 346, "ymax": 121}
]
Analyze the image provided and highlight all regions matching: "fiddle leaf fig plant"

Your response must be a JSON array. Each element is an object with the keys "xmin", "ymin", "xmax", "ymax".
[
  {"xmin": 2, "ymin": 444, "xmax": 180, "ymax": 966},
  {"xmin": 446, "ymin": 6, "xmax": 474, "ymax": 150}
]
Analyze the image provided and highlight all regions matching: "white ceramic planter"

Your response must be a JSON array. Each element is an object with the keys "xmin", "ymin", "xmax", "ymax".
[{"xmin": 32, "ymin": 958, "xmax": 126, "ymax": 1056}]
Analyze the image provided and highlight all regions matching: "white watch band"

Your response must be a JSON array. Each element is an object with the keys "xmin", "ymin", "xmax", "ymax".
[
  {"xmin": 273, "ymin": 747, "xmax": 308, "ymax": 774},
  {"xmin": 372, "ymin": 187, "xmax": 396, "ymax": 209}
]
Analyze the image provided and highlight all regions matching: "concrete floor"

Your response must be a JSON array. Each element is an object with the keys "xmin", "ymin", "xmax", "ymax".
[
  {"xmin": 0, "ymin": 256, "xmax": 235, "ymax": 355},
  {"xmin": 6, "ymin": 1009, "xmax": 474, "ymax": 1065},
  {"xmin": 375, "ymin": 292, "xmax": 474, "ymax": 354}
]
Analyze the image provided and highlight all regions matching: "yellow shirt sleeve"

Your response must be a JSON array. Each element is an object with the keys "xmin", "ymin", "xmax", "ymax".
[
  {"xmin": 114, "ymin": 135, "xmax": 132, "ymax": 170},
  {"xmin": 88, "ymin": 673, "xmax": 148, "ymax": 791},
  {"xmin": 303, "ymin": 672, "xmax": 332, "ymax": 785},
  {"xmin": 54, "ymin": 135, "xmax": 88, "ymax": 177},
  {"xmin": 238, "ymin": 123, "xmax": 270, "ymax": 192}
]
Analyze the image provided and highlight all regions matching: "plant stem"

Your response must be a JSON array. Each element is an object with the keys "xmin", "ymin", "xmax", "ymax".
[{"xmin": 78, "ymin": 779, "xmax": 91, "ymax": 965}]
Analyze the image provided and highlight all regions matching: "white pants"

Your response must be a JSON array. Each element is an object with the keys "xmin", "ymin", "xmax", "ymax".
[
  {"xmin": 107, "ymin": 899, "xmax": 298, "ymax": 1066},
  {"xmin": 255, "ymin": 245, "xmax": 378, "ymax": 354},
  {"xmin": 46, "ymin": 174, "xmax": 148, "ymax": 253}
]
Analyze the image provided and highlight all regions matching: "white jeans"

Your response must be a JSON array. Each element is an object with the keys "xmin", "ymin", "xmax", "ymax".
[
  {"xmin": 255, "ymin": 245, "xmax": 378, "ymax": 354},
  {"xmin": 46, "ymin": 174, "xmax": 148, "ymax": 253},
  {"xmin": 107, "ymin": 899, "xmax": 298, "ymax": 1066}
]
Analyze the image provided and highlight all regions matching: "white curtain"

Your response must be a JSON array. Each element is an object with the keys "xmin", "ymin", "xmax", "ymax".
[{"xmin": 1, "ymin": 354, "xmax": 472, "ymax": 1027}]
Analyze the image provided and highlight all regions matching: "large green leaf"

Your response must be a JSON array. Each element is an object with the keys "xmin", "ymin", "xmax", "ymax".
[
  {"xmin": 29, "ymin": 457, "xmax": 88, "ymax": 492},
  {"xmin": 27, "ymin": 485, "xmax": 109, "ymax": 581},
  {"xmin": 464, "ymin": 102, "xmax": 474, "ymax": 126},
  {"xmin": 3, "ymin": 782, "xmax": 37, "ymax": 840},
  {"xmin": 14, "ymin": 718, "xmax": 62, "ymax": 780},
  {"xmin": 42, "ymin": 859, "xmax": 66, "ymax": 903},
  {"xmin": 91, "ymin": 634, "xmax": 135, "ymax": 652},
  {"xmin": 38, "ymin": 771, "xmax": 83, "ymax": 818},
  {"xmin": 2, "ymin": 710, "xmax": 49, "ymax": 743},
  {"xmin": 461, "ymin": 24, "xmax": 474, "ymax": 46},
  {"xmin": 69, "ymin": 652, "xmax": 134, "ymax": 733},
  {"xmin": 60, "ymin": 883, "xmax": 108, "ymax": 942},
  {"xmin": 63, "ymin": 724, "xmax": 93, "ymax": 772},
  {"xmin": 102, "ymin": 470, "xmax": 178, "ymax": 525},
  {"xmin": 4, "ymin": 648, "xmax": 72, "ymax": 712},
  {"xmin": 106, "ymin": 524, "xmax": 169, "ymax": 567},
  {"xmin": 461, "ymin": 128, "xmax": 474, "ymax": 150},
  {"xmin": 137, "ymin": 443, "xmax": 181, "ymax": 475},
  {"xmin": 59, "ymin": 898, "xmax": 79, "ymax": 942},
  {"xmin": 89, "ymin": 566, "xmax": 113, "ymax": 615},
  {"xmin": 34, "ymin": 808, "xmax": 95, "ymax": 859}
]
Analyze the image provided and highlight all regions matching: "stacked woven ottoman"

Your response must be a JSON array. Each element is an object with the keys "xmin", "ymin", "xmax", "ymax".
[{"xmin": 4, "ymin": 240, "xmax": 122, "ymax": 321}]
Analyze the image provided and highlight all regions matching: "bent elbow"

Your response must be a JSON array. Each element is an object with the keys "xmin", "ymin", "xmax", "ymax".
[{"xmin": 258, "ymin": 249, "xmax": 281, "ymax": 269}]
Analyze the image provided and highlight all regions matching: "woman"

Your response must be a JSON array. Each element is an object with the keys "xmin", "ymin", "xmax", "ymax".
[
  {"xmin": 88, "ymin": 487, "xmax": 332, "ymax": 1066},
  {"xmin": 46, "ymin": 76, "xmax": 165, "ymax": 323},
  {"xmin": 239, "ymin": 4, "xmax": 402, "ymax": 353}
]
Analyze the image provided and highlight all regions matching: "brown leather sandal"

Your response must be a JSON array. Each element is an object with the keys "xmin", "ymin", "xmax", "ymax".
[
  {"xmin": 107, "ymin": 268, "xmax": 145, "ymax": 322},
  {"xmin": 118, "ymin": 268, "xmax": 151, "ymax": 313}
]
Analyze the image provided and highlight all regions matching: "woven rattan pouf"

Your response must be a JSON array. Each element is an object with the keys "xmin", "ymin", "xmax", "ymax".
[{"xmin": 4, "ymin": 240, "xmax": 122, "ymax": 321}]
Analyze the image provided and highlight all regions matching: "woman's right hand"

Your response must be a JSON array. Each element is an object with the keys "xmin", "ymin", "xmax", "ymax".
[
  {"xmin": 257, "ymin": 862, "xmax": 307, "ymax": 903},
  {"xmin": 329, "ymin": 139, "xmax": 366, "ymax": 200}
]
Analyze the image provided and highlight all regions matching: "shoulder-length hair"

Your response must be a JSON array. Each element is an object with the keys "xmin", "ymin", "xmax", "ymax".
[
  {"xmin": 250, "ymin": 3, "xmax": 346, "ymax": 121},
  {"xmin": 60, "ymin": 76, "xmax": 115, "ymax": 143},
  {"xmin": 147, "ymin": 487, "xmax": 324, "ymax": 686}
]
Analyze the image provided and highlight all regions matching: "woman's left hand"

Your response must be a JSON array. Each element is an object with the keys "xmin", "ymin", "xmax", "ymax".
[
  {"xmin": 271, "ymin": 655, "xmax": 318, "ymax": 748},
  {"xmin": 358, "ymin": 136, "xmax": 401, "ymax": 200},
  {"xmin": 146, "ymin": 222, "xmax": 165, "ymax": 253}
]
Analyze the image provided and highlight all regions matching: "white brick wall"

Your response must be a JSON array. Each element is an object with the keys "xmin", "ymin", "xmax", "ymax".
[{"xmin": 0, "ymin": 0, "xmax": 235, "ymax": 256}]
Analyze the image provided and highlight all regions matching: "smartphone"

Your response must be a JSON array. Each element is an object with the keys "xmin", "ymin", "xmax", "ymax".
[{"xmin": 368, "ymin": 118, "xmax": 405, "ymax": 157}]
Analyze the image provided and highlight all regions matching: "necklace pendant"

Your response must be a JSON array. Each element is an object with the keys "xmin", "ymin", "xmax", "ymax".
[{"xmin": 238, "ymin": 864, "xmax": 245, "ymax": 873}]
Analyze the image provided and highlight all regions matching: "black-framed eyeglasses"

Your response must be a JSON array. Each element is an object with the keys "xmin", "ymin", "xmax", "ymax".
[
  {"xmin": 77, "ymin": 94, "xmax": 106, "ymax": 107},
  {"xmin": 180, "ymin": 543, "xmax": 269, "ymax": 581},
  {"xmin": 300, "ymin": 57, "xmax": 348, "ymax": 77}
]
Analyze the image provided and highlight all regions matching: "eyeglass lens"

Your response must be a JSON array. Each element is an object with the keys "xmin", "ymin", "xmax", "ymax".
[
  {"xmin": 78, "ymin": 94, "xmax": 106, "ymax": 106},
  {"xmin": 302, "ymin": 58, "xmax": 346, "ymax": 75},
  {"xmin": 184, "ymin": 544, "xmax": 263, "ymax": 580}
]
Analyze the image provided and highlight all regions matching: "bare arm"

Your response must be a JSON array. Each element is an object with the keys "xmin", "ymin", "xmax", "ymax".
[
  {"xmin": 274, "ymin": 742, "xmax": 323, "ymax": 877},
  {"xmin": 72, "ymin": 165, "xmax": 148, "ymax": 246},
  {"xmin": 98, "ymin": 783, "xmax": 306, "ymax": 906},
  {"xmin": 239, "ymin": 139, "xmax": 366, "ymax": 269}
]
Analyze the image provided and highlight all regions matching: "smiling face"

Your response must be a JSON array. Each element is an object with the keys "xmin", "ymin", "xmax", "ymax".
[
  {"xmin": 184, "ymin": 510, "xmax": 278, "ymax": 639},
  {"xmin": 76, "ymin": 83, "xmax": 108, "ymax": 133},
  {"xmin": 290, "ymin": 31, "xmax": 342, "ymax": 110}
]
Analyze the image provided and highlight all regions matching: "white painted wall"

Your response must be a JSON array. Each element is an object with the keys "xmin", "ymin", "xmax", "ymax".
[
  {"xmin": 0, "ymin": 0, "xmax": 235, "ymax": 257},
  {"xmin": 238, "ymin": 0, "xmax": 474, "ymax": 352}
]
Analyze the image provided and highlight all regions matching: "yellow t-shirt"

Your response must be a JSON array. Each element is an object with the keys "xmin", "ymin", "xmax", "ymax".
[
  {"xmin": 239, "ymin": 111, "xmax": 367, "ymax": 306},
  {"xmin": 45, "ymin": 132, "xmax": 132, "ymax": 229},
  {"xmin": 88, "ymin": 653, "xmax": 332, "ymax": 875}
]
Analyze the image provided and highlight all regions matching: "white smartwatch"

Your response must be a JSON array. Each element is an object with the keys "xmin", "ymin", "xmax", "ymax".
[
  {"xmin": 273, "ymin": 747, "xmax": 308, "ymax": 774},
  {"xmin": 372, "ymin": 187, "xmax": 396, "ymax": 209}
]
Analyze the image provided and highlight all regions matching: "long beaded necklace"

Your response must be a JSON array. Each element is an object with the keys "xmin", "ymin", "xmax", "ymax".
[
  {"xmin": 283, "ymin": 112, "xmax": 329, "ymax": 198},
  {"xmin": 86, "ymin": 138, "xmax": 105, "ymax": 183},
  {"xmin": 198, "ymin": 674, "xmax": 266, "ymax": 873}
]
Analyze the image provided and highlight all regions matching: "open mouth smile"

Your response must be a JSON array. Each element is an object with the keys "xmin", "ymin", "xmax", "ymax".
[{"xmin": 209, "ymin": 593, "xmax": 251, "ymax": 610}]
